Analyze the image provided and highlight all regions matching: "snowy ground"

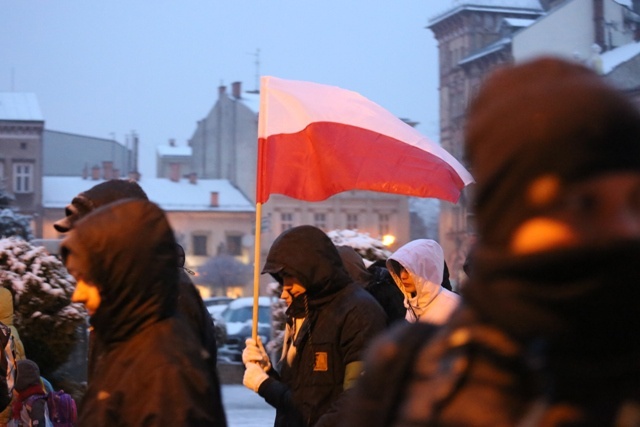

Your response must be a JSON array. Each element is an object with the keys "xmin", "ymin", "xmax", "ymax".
[{"xmin": 222, "ymin": 384, "xmax": 276, "ymax": 426}]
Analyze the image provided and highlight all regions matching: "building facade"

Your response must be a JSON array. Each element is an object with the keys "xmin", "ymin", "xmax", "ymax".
[
  {"xmin": 43, "ymin": 130, "xmax": 133, "ymax": 178},
  {"xmin": 184, "ymin": 81, "xmax": 413, "ymax": 276},
  {"xmin": 0, "ymin": 93, "xmax": 45, "ymax": 236},
  {"xmin": 41, "ymin": 173, "xmax": 256, "ymax": 296},
  {"xmin": 429, "ymin": 0, "xmax": 640, "ymax": 284}
]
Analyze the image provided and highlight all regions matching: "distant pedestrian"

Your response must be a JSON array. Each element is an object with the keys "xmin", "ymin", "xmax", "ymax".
[
  {"xmin": 0, "ymin": 288, "xmax": 25, "ymax": 427},
  {"xmin": 61, "ymin": 199, "xmax": 225, "ymax": 426},
  {"xmin": 10, "ymin": 360, "xmax": 49, "ymax": 427}
]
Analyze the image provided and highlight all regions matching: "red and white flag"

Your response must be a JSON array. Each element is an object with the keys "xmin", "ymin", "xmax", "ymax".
[{"xmin": 256, "ymin": 76, "xmax": 473, "ymax": 204}]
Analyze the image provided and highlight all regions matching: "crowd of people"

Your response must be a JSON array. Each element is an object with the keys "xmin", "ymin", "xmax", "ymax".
[{"xmin": 0, "ymin": 56, "xmax": 637, "ymax": 426}]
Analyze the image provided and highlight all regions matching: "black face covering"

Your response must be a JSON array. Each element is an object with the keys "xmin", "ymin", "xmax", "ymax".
[
  {"xmin": 464, "ymin": 239, "xmax": 640, "ymax": 356},
  {"xmin": 286, "ymin": 294, "xmax": 307, "ymax": 320}
]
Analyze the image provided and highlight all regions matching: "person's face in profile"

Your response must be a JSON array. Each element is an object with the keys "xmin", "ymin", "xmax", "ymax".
[
  {"xmin": 399, "ymin": 268, "xmax": 417, "ymax": 295},
  {"xmin": 71, "ymin": 278, "xmax": 101, "ymax": 316},
  {"xmin": 281, "ymin": 274, "xmax": 306, "ymax": 305}
]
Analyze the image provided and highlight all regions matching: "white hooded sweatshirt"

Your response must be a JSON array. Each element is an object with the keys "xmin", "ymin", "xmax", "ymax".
[{"xmin": 387, "ymin": 239, "xmax": 460, "ymax": 324}]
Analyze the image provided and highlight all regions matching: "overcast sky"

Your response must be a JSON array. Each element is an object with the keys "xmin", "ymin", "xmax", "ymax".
[{"xmin": 1, "ymin": 1, "xmax": 451, "ymax": 177}]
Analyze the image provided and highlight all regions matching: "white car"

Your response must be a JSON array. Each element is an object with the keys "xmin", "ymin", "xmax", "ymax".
[{"xmin": 218, "ymin": 296, "xmax": 273, "ymax": 362}]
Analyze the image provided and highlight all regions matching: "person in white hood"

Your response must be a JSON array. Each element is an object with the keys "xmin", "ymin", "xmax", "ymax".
[{"xmin": 386, "ymin": 239, "xmax": 460, "ymax": 324}]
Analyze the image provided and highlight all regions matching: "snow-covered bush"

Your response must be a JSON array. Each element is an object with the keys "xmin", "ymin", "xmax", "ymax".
[
  {"xmin": 0, "ymin": 237, "xmax": 85, "ymax": 375},
  {"xmin": 327, "ymin": 229, "xmax": 391, "ymax": 262},
  {"xmin": 0, "ymin": 209, "xmax": 33, "ymax": 241}
]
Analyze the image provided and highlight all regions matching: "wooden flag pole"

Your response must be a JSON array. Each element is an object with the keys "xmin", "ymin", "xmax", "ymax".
[{"xmin": 251, "ymin": 202, "xmax": 263, "ymax": 341}]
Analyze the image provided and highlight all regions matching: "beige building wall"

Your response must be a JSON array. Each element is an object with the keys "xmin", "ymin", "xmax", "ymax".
[{"xmin": 0, "ymin": 119, "xmax": 44, "ymax": 236}]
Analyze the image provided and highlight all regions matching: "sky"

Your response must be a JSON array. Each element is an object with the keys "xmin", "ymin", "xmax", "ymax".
[{"xmin": 1, "ymin": 1, "xmax": 452, "ymax": 178}]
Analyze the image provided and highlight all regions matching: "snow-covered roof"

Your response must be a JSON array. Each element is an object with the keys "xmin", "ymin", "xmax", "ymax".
[
  {"xmin": 238, "ymin": 92, "xmax": 260, "ymax": 114},
  {"xmin": 156, "ymin": 144, "xmax": 192, "ymax": 157},
  {"xmin": 0, "ymin": 93, "xmax": 43, "ymax": 121},
  {"xmin": 459, "ymin": 37, "xmax": 511, "ymax": 65},
  {"xmin": 503, "ymin": 17, "xmax": 536, "ymax": 27},
  {"xmin": 429, "ymin": 0, "xmax": 544, "ymax": 27},
  {"xmin": 42, "ymin": 176, "xmax": 254, "ymax": 213},
  {"xmin": 615, "ymin": 0, "xmax": 632, "ymax": 8},
  {"xmin": 601, "ymin": 40, "xmax": 640, "ymax": 74}
]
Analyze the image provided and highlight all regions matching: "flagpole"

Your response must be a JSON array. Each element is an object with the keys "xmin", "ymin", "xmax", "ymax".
[{"xmin": 251, "ymin": 201, "xmax": 262, "ymax": 341}]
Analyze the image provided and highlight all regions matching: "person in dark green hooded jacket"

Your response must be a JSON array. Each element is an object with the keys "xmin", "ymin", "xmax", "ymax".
[{"xmin": 242, "ymin": 225, "xmax": 386, "ymax": 427}]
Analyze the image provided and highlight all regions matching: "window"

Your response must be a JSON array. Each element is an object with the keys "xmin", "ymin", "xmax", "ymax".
[
  {"xmin": 379, "ymin": 213, "xmax": 390, "ymax": 236},
  {"xmin": 192, "ymin": 234, "xmax": 208, "ymax": 256},
  {"xmin": 13, "ymin": 163, "xmax": 33, "ymax": 194},
  {"xmin": 346, "ymin": 213, "xmax": 358, "ymax": 230},
  {"xmin": 226, "ymin": 235, "xmax": 242, "ymax": 256},
  {"xmin": 281, "ymin": 213, "xmax": 293, "ymax": 232},
  {"xmin": 314, "ymin": 213, "xmax": 326, "ymax": 230}
]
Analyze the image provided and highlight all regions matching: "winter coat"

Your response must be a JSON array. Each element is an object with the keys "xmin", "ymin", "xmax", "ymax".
[
  {"xmin": 0, "ymin": 288, "xmax": 26, "ymax": 425},
  {"xmin": 346, "ymin": 241, "xmax": 640, "ymax": 426},
  {"xmin": 387, "ymin": 239, "xmax": 460, "ymax": 324},
  {"xmin": 61, "ymin": 200, "xmax": 226, "ymax": 427},
  {"xmin": 336, "ymin": 246, "xmax": 405, "ymax": 326},
  {"xmin": 260, "ymin": 225, "xmax": 387, "ymax": 427}
]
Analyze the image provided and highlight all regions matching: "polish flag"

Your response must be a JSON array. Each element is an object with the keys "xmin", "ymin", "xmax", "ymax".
[{"xmin": 256, "ymin": 76, "xmax": 473, "ymax": 204}]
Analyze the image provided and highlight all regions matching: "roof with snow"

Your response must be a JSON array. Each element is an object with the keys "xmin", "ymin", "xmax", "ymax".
[
  {"xmin": 601, "ymin": 40, "xmax": 640, "ymax": 74},
  {"xmin": 42, "ymin": 176, "xmax": 254, "ymax": 213},
  {"xmin": 459, "ymin": 37, "xmax": 512, "ymax": 65},
  {"xmin": 503, "ymin": 17, "xmax": 536, "ymax": 27},
  {"xmin": 429, "ymin": 0, "xmax": 544, "ymax": 26},
  {"xmin": 0, "ymin": 93, "xmax": 43, "ymax": 121},
  {"xmin": 156, "ymin": 144, "xmax": 192, "ymax": 157},
  {"xmin": 238, "ymin": 93, "xmax": 260, "ymax": 114}
]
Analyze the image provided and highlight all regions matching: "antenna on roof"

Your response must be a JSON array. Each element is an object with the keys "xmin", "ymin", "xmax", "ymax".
[{"xmin": 246, "ymin": 48, "xmax": 261, "ymax": 94}]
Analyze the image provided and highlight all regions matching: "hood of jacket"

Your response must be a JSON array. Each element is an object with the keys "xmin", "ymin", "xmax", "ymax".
[
  {"xmin": 61, "ymin": 199, "xmax": 178, "ymax": 346},
  {"xmin": 336, "ymin": 245, "xmax": 372, "ymax": 287},
  {"xmin": 387, "ymin": 239, "xmax": 444, "ymax": 321},
  {"xmin": 262, "ymin": 225, "xmax": 351, "ymax": 300}
]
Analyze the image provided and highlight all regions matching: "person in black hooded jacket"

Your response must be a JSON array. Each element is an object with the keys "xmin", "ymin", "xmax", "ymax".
[
  {"xmin": 60, "ymin": 199, "xmax": 225, "ymax": 426},
  {"xmin": 242, "ymin": 225, "xmax": 386, "ymax": 427},
  {"xmin": 53, "ymin": 179, "xmax": 225, "ymax": 426}
]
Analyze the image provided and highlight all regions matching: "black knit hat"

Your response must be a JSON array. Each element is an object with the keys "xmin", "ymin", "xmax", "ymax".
[
  {"xmin": 53, "ymin": 179, "xmax": 148, "ymax": 232},
  {"xmin": 15, "ymin": 359, "xmax": 40, "ymax": 392},
  {"xmin": 466, "ymin": 57, "xmax": 640, "ymax": 248}
]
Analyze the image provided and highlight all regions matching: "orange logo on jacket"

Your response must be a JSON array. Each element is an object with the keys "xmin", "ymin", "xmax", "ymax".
[{"xmin": 314, "ymin": 352, "xmax": 328, "ymax": 371}]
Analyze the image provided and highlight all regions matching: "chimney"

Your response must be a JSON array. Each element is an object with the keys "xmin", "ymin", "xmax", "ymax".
[
  {"xmin": 91, "ymin": 165, "xmax": 100, "ymax": 180},
  {"xmin": 169, "ymin": 163, "xmax": 181, "ymax": 182},
  {"xmin": 232, "ymin": 81, "xmax": 241, "ymax": 99},
  {"xmin": 102, "ymin": 161, "xmax": 114, "ymax": 180},
  {"xmin": 188, "ymin": 172, "xmax": 197, "ymax": 185},
  {"xmin": 128, "ymin": 171, "xmax": 141, "ymax": 182},
  {"xmin": 210, "ymin": 192, "xmax": 219, "ymax": 207},
  {"xmin": 82, "ymin": 163, "xmax": 89, "ymax": 180},
  {"xmin": 169, "ymin": 138, "xmax": 176, "ymax": 147},
  {"xmin": 218, "ymin": 85, "xmax": 226, "ymax": 98},
  {"xmin": 112, "ymin": 168, "xmax": 120, "ymax": 178}
]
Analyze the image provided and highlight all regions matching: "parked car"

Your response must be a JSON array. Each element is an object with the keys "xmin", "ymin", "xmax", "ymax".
[
  {"xmin": 217, "ymin": 296, "xmax": 273, "ymax": 362},
  {"xmin": 203, "ymin": 296, "xmax": 233, "ymax": 348}
]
